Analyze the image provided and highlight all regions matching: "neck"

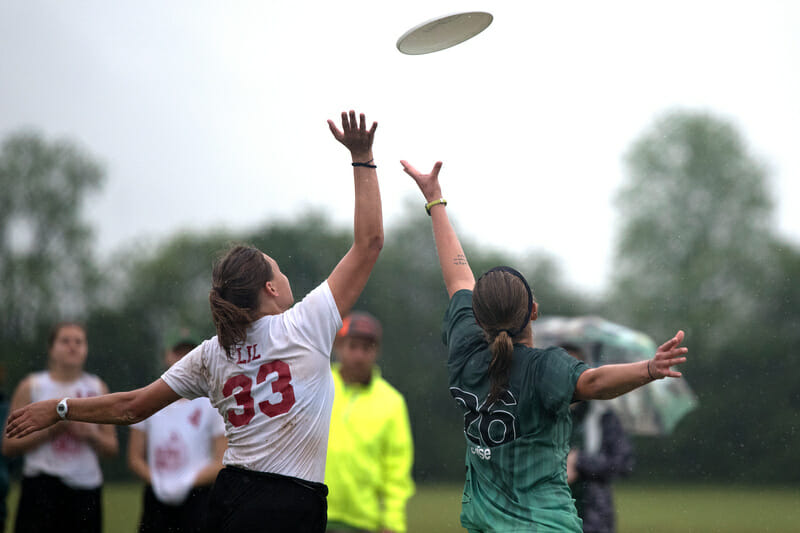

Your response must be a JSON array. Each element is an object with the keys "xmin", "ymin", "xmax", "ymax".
[
  {"xmin": 339, "ymin": 367, "xmax": 372, "ymax": 386},
  {"xmin": 49, "ymin": 364, "xmax": 82, "ymax": 382},
  {"xmin": 256, "ymin": 297, "xmax": 284, "ymax": 317}
]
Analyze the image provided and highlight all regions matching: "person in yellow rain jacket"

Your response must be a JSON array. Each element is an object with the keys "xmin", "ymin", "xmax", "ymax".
[{"xmin": 326, "ymin": 311, "xmax": 415, "ymax": 533}]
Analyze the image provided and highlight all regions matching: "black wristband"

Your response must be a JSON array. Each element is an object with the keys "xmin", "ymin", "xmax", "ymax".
[
  {"xmin": 647, "ymin": 360, "xmax": 657, "ymax": 380},
  {"xmin": 352, "ymin": 159, "xmax": 377, "ymax": 168}
]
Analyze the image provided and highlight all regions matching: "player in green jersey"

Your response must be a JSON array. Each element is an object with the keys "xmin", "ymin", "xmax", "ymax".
[{"xmin": 401, "ymin": 159, "xmax": 688, "ymax": 533}]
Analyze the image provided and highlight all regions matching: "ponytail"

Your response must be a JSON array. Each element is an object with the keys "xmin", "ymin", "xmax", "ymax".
[
  {"xmin": 487, "ymin": 331, "xmax": 514, "ymax": 405},
  {"xmin": 473, "ymin": 266, "xmax": 536, "ymax": 406},
  {"xmin": 209, "ymin": 245, "xmax": 272, "ymax": 358},
  {"xmin": 209, "ymin": 288, "xmax": 258, "ymax": 358}
]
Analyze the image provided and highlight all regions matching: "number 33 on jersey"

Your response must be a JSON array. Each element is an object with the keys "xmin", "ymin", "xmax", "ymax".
[{"xmin": 222, "ymin": 344, "xmax": 296, "ymax": 427}]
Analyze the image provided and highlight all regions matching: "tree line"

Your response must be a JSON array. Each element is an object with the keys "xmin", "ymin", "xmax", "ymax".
[{"xmin": 1, "ymin": 111, "xmax": 798, "ymax": 484}]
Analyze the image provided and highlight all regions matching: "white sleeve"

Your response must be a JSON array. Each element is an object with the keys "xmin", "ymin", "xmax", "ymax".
[
  {"xmin": 283, "ymin": 281, "xmax": 342, "ymax": 358},
  {"xmin": 160, "ymin": 344, "xmax": 208, "ymax": 400},
  {"xmin": 204, "ymin": 399, "xmax": 226, "ymax": 437}
]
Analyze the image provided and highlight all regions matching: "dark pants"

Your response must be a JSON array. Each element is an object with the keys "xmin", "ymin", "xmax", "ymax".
[
  {"xmin": 14, "ymin": 474, "xmax": 102, "ymax": 533},
  {"xmin": 139, "ymin": 484, "xmax": 212, "ymax": 533},
  {"xmin": 207, "ymin": 466, "xmax": 328, "ymax": 533}
]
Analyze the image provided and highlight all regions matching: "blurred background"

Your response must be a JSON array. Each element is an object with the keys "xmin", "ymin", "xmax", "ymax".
[{"xmin": 1, "ymin": 1, "xmax": 798, "ymax": 531}]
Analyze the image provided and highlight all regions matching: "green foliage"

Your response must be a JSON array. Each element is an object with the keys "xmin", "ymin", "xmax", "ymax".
[
  {"xmin": 610, "ymin": 110, "xmax": 799, "ymax": 483},
  {"xmin": 612, "ymin": 110, "xmax": 774, "ymax": 346},
  {"xmin": 0, "ymin": 131, "xmax": 104, "ymax": 388}
]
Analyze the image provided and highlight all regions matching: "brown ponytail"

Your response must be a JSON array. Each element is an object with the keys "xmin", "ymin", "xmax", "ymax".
[
  {"xmin": 209, "ymin": 245, "xmax": 272, "ymax": 358},
  {"xmin": 473, "ymin": 268, "xmax": 535, "ymax": 405},
  {"xmin": 487, "ymin": 331, "xmax": 515, "ymax": 404}
]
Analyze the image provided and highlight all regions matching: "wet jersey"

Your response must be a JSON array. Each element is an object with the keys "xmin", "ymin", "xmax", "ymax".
[
  {"xmin": 162, "ymin": 281, "xmax": 341, "ymax": 484},
  {"xmin": 443, "ymin": 290, "xmax": 588, "ymax": 532}
]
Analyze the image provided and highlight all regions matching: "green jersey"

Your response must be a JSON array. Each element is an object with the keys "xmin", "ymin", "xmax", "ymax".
[{"xmin": 443, "ymin": 290, "xmax": 588, "ymax": 532}]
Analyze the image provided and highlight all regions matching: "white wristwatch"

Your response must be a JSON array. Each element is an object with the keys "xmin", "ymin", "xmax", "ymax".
[{"xmin": 56, "ymin": 397, "xmax": 70, "ymax": 420}]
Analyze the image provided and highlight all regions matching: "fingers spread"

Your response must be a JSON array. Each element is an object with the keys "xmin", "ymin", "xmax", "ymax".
[{"xmin": 348, "ymin": 110, "xmax": 357, "ymax": 132}]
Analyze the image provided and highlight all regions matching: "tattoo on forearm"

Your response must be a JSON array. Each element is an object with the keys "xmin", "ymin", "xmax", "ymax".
[{"xmin": 453, "ymin": 254, "xmax": 468, "ymax": 265}]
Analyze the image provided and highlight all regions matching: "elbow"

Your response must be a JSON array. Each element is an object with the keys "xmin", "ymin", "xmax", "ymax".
[
  {"xmin": 365, "ymin": 231, "xmax": 384, "ymax": 255},
  {"xmin": 1, "ymin": 439, "xmax": 17, "ymax": 457},
  {"xmin": 115, "ymin": 391, "xmax": 150, "ymax": 425},
  {"xmin": 355, "ymin": 233, "xmax": 384, "ymax": 263},
  {"xmin": 575, "ymin": 370, "xmax": 616, "ymax": 401},
  {"xmin": 99, "ymin": 440, "xmax": 119, "ymax": 459}
]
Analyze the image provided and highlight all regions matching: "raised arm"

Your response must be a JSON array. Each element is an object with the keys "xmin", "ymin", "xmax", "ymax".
[
  {"xmin": 574, "ymin": 330, "xmax": 688, "ymax": 401},
  {"xmin": 327, "ymin": 110, "xmax": 384, "ymax": 317},
  {"xmin": 5, "ymin": 378, "xmax": 180, "ymax": 440},
  {"xmin": 401, "ymin": 160, "xmax": 475, "ymax": 297}
]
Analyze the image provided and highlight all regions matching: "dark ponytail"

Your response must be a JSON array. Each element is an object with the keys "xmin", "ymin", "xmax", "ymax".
[
  {"xmin": 487, "ymin": 331, "xmax": 514, "ymax": 404},
  {"xmin": 472, "ymin": 267, "xmax": 535, "ymax": 405},
  {"xmin": 209, "ymin": 245, "xmax": 272, "ymax": 358}
]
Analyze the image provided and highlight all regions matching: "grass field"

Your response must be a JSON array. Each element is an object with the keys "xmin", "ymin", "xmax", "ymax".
[{"xmin": 4, "ymin": 482, "xmax": 799, "ymax": 532}]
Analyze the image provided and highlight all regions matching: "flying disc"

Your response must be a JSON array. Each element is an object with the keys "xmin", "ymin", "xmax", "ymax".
[{"xmin": 396, "ymin": 11, "xmax": 493, "ymax": 55}]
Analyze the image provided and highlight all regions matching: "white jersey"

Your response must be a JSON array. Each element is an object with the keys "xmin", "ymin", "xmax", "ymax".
[
  {"xmin": 22, "ymin": 371, "xmax": 105, "ymax": 489},
  {"xmin": 132, "ymin": 397, "xmax": 225, "ymax": 504},
  {"xmin": 162, "ymin": 281, "xmax": 341, "ymax": 484}
]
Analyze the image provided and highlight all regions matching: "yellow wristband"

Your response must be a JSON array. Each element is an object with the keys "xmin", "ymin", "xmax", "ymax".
[{"xmin": 425, "ymin": 198, "xmax": 447, "ymax": 216}]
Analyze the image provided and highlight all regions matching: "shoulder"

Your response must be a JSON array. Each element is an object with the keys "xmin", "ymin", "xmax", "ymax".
[
  {"xmin": 372, "ymin": 377, "xmax": 408, "ymax": 409},
  {"xmin": 83, "ymin": 372, "xmax": 108, "ymax": 392},
  {"xmin": 444, "ymin": 289, "xmax": 474, "ymax": 321},
  {"xmin": 10, "ymin": 375, "xmax": 35, "ymax": 407}
]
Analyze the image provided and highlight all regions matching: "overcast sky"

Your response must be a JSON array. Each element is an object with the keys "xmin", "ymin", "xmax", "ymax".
[{"xmin": 2, "ymin": 1, "xmax": 798, "ymax": 293}]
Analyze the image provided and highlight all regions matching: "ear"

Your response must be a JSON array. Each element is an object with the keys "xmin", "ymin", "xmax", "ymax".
[
  {"xmin": 264, "ymin": 280, "xmax": 279, "ymax": 298},
  {"xmin": 530, "ymin": 302, "xmax": 539, "ymax": 321}
]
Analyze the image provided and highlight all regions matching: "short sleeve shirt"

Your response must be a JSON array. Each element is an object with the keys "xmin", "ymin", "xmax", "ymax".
[
  {"xmin": 443, "ymin": 289, "xmax": 588, "ymax": 532},
  {"xmin": 161, "ymin": 281, "xmax": 342, "ymax": 484},
  {"xmin": 132, "ymin": 397, "xmax": 225, "ymax": 504}
]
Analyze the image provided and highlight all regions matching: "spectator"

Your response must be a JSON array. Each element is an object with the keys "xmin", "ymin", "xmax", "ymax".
[
  {"xmin": 2, "ymin": 322, "xmax": 118, "ymax": 533},
  {"xmin": 563, "ymin": 344, "xmax": 634, "ymax": 533},
  {"xmin": 128, "ymin": 339, "xmax": 227, "ymax": 533},
  {"xmin": 326, "ymin": 312, "xmax": 414, "ymax": 533}
]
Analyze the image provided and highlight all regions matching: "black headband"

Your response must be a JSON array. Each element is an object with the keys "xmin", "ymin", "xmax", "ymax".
[{"xmin": 475, "ymin": 266, "xmax": 534, "ymax": 337}]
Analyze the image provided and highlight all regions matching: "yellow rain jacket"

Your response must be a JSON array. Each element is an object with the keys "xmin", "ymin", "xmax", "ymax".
[{"xmin": 326, "ymin": 365, "xmax": 415, "ymax": 532}]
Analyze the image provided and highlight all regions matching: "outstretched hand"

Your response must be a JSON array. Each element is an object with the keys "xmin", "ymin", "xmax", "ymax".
[
  {"xmin": 400, "ymin": 160, "xmax": 443, "ymax": 202},
  {"xmin": 328, "ymin": 110, "xmax": 377, "ymax": 158},
  {"xmin": 5, "ymin": 399, "xmax": 59, "ymax": 439},
  {"xmin": 649, "ymin": 330, "xmax": 688, "ymax": 379}
]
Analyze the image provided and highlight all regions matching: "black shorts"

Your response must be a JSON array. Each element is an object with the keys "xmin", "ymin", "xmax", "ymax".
[
  {"xmin": 14, "ymin": 474, "xmax": 102, "ymax": 533},
  {"xmin": 206, "ymin": 466, "xmax": 328, "ymax": 533},
  {"xmin": 139, "ymin": 483, "xmax": 212, "ymax": 533}
]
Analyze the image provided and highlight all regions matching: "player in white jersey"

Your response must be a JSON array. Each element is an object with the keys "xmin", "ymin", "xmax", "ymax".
[
  {"xmin": 128, "ymin": 340, "xmax": 227, "ymax": 533},
  {"xmin": 2, "ymin": 322, "xmax": 118, "ymax": 533},
  {"xmin": 6, "ymin": 110, "xmax": 384, "ymax": 533}
]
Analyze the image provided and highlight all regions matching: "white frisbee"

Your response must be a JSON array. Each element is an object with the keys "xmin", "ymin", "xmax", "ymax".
[{"xmin": 396, "ymin": 11, "xmax": 493, "ymax": 55}]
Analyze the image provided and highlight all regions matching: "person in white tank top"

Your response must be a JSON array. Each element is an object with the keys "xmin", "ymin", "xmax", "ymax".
[
  {"xmin": 2, "ymin": 322, "xmax": 118, "ymax": 533},
  {"xmin": 5, "ymin": 110, "xmax": 385, "ymax": 533},
  {"xmin": 128, "ymin": 339, "xmax": 226, "ymax": 533}
]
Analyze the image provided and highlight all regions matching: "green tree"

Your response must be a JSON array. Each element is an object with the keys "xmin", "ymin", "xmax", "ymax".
[
  {"xmin": 609, "ymin": 110, "xmax": 799, "ymax": 482},
  {"xmin": 611, "ymin": 110, "xmax": 774, "ymax": 347},
  {"xmin": 0, "ymin": 131, "xmax": 104, "ymax": 382}
]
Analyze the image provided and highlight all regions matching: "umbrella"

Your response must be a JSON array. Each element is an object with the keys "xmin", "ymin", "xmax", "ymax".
[{"xmin": 534, "ymin": 316, "xmax": 698, "ymax": 436}]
